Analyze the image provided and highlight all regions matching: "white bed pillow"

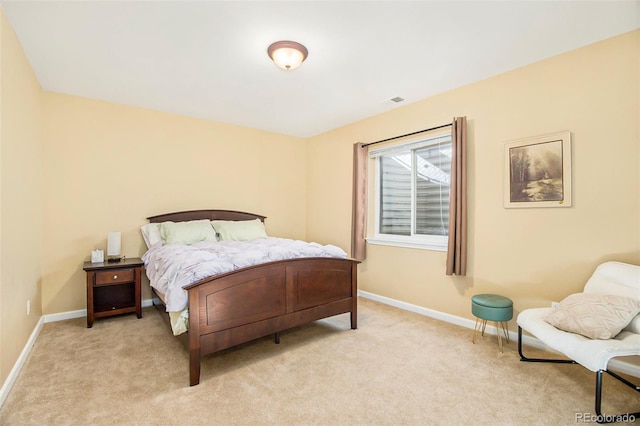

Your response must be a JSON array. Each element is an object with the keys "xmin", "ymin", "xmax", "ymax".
[
  {"xmin": 211, "ymin": 219, "xmax": 268, "ymax": 241},
  {"xmin": 160, "ymin": 220, "xmax": 218, "ymax": 245},
  {"xmin": 141, "ymin": 223, "xmax": 162, "ymax": 248},
  {"xmin": 545, "ymin": 293, "xmax": 640, "ymax": 339}
]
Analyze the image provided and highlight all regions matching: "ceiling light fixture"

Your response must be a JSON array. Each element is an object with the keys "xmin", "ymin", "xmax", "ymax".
[{"xmin": 267, "ymin": 40, "xmax": 308, "ymax": 70}]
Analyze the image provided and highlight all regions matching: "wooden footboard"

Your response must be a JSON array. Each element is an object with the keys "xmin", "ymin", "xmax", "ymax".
[
  {"xmin": 184, "ymin": 257, "xmax": 359, "ymax": 386},
  {"xmin": 146, "ymin": 210, "xmax": 359, "ymax": 386}
]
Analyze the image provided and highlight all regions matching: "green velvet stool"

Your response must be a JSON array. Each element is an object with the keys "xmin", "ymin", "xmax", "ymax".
[{"xmin": 471, "ymin": 294, "xmax": 513, "ymax": 352}]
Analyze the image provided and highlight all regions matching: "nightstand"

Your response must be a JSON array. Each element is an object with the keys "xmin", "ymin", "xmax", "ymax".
[{"xmin": 83, "ymin": 258, "xmax": 144, "ymax": 328}]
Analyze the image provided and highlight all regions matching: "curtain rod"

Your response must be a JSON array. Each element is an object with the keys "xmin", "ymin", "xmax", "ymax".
[{"xmin": 361, "ymin": 122, "xmax": 452, "ymax": 148}]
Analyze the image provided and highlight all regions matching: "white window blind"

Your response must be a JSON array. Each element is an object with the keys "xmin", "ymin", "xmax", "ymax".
[{"xmin": 369, "ymin": 134, "xmax": 452, "ymax": 250}]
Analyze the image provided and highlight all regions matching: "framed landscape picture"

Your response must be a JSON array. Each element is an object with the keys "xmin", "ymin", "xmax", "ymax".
[{"xmin": 504, "ymin": 131, "xmax": 572, "ymax": 208}]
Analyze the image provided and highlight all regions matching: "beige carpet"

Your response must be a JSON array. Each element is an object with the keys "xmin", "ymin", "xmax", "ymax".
[{"xmin": 1, "ymin": 298, "xmax": 638, "ymax": 425}]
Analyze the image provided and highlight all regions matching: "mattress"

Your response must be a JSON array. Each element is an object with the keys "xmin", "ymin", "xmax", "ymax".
[{"xmin": 153, "ymin": 288, "xmax": 189, "ymax": 336}]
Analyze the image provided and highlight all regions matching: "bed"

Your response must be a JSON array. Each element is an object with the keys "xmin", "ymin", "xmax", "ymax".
[{"xmin": 143, "ymin": 209, "xmax": 359, "ymax": 386}]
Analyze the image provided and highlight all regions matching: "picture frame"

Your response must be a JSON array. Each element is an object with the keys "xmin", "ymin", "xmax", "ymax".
[{"xmin": 504, "ymin": 131, "xmax": 572, "ymax": 208}]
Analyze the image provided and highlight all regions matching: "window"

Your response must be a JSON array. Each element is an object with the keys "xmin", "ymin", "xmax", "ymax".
[{"xmin": 368, "ymin": 134, "xmax": 452, "ymax": 251}]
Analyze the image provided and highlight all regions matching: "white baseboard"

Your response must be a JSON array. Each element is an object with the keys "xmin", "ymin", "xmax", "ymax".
[
  {"xmin": 0, "ymin": 316, "xmax": 44, "ymax": 409},
  {"xmin": 0, "ymin": 298, "xmax": 156, "ymax": 409},
  {"xmin": 42, "ymin": 298, "xmax": 155, "ymax": 323},
  {"xmin": 357, "ymin": 290, "xmax": 640, "ymax": 378}
]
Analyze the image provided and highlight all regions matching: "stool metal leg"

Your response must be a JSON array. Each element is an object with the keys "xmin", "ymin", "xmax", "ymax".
[
  {"xmin": 473, "ymin": 317, "xmax": 481, "ymax": 343},
  {"xmin": 500, "ymin": 322, "xmax": 510, "ymax": 344},
  {"xmin": 473, "ymin": 318, "xmax": 510, "ymax": 352},
  {"xmin": 473, "ymin": 318, "xmax": 489, "ymax": 343}
]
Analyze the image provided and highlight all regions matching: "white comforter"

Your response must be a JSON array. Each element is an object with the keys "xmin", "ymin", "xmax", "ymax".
[{"xmin": 142, "ymin": 237, "xmax": 348, "ymax": 312}]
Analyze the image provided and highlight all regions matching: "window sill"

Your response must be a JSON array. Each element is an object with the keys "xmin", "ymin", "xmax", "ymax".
[{"xmin": 366, "ymin": 237, "xmax": 447, "ymax": 252}]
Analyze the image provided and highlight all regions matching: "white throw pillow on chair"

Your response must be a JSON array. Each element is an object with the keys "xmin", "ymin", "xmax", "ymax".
[{"xmin": 545, "ymin": 293, "xmax": 640, "ymax": 340}]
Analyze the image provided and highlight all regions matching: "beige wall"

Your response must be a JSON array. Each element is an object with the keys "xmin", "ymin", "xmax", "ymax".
[
  {"xmin": 307, "ymin": 30, "xmax": 640, "ymax": 322},
  {"xmin": 41, "ymin": 93, "xmax": 307, "ymax": 314},
  {"xmin": 0, "ymin": 11, "xmax": 43, "ymax": 385},
  {"xmin": 1, "ymin": 9, "xmax": 638, "ymax": 395}
]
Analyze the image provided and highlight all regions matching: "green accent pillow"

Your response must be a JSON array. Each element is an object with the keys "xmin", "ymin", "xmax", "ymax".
[
  {"xmin": 160, "ymin": 220, "xmax": 218, "ymax": 245},
  {"xmin": 211, "ymin": 219, "xmax": 268, "ymax": 241}
]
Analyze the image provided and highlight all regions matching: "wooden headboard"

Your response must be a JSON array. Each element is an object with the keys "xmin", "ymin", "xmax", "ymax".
[{"xmin": 147, "ymin": 209, "xmax": 266, "ymax": 223}]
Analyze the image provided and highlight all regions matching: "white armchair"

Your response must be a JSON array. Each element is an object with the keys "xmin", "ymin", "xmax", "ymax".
[{"xmin": 517, "ymin": 261, "xmax": 640, "ymax": 422}]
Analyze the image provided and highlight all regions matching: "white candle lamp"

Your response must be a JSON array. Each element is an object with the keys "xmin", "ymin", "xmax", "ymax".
[{"xmin": 107, "ymin": 231, "xmax": 122, "ymax": 263}]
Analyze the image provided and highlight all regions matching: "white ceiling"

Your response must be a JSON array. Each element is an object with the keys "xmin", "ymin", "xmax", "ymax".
[{"xmin": 2, "ymin": 1, "xmax": 639, "ymax": 138}]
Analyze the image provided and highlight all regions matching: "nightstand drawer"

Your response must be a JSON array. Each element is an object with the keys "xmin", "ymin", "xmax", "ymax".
[{"xmin": 95, "ymin": 268, "xmax": 134, "ymax": 286}]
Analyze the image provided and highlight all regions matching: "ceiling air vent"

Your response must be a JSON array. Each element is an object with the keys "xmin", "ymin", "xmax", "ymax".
[{"xmin": 390, "ymin": 96, "xmax": 404, "ymax": 103}]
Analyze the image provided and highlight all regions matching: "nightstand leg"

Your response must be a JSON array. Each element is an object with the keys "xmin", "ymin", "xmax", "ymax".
[
  {"xmin": 135, "ymin": 266, "xmax": 142, "ymax": 319},
  {"xmin": 86, "ymin": 271, "xmax": 95, "ymax": 328}
]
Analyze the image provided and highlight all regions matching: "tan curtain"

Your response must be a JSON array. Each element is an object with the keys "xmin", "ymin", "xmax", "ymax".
[
  {"xmin": 351, "ymin": 142, "xmax": 368, "ymax": 260},
  {"xmin": 446, "ymin": 117, "xmax": 467, "ymax": 276}
]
